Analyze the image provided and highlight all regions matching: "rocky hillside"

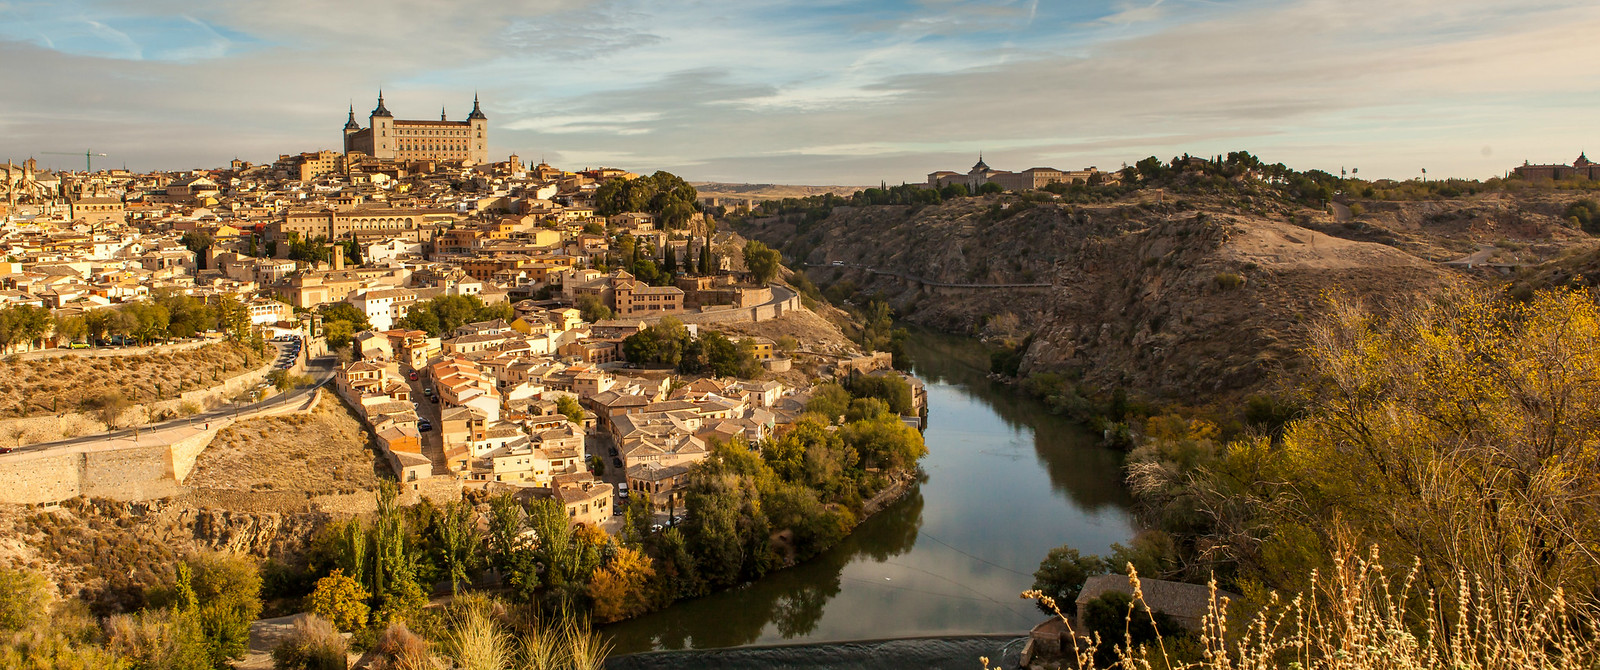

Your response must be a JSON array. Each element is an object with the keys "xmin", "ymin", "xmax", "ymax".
[{"xmin": 742, "ymin": 190, "xmax": 1600, "ymax": 402}]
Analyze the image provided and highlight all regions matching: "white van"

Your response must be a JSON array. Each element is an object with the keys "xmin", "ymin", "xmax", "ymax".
[{"xmin": 618, "ymin": 482, "xmax": 629, "ymax": 499}]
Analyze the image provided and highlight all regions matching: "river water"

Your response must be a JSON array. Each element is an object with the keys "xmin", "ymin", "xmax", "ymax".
[{"xmin": 603, "ymin": 331, "xmax": 1137, "ymax": 666}]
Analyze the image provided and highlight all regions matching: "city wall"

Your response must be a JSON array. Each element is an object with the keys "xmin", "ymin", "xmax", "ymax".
[
  {"xmin": 0, "ymin": 357, "xmax": 278, "ymax": 449},
  {"xmin": 651, "ymin": 290, "xmax": 802, "ymax": 326},
  {"xmin": 0, "ymin": 387, "xmax": 321, "ymax": 505}
]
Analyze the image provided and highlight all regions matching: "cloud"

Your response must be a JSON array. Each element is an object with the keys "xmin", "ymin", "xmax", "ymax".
[{"xmin": 1, "ymin": 0, "xmax": 1598, "ymax": 183}]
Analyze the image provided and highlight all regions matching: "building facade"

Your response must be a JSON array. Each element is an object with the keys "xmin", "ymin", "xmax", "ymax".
[
  {"xmin": 343, "ymin": 92, "xmax": 489, "ymax": 164},
  {"xmin": 1513, "ymin": 153, "xmax": 1600, "ymax": 181}
]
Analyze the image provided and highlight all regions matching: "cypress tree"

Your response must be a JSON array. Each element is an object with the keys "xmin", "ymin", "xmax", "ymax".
[{"xmin": 664, "ymin": 246, "xmax": 677, "ymax": 274}]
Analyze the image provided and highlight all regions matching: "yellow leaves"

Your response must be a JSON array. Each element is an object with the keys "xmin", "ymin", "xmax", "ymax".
[
  {"xmin": 1286, "ymin": 286, "xmax": 1600, "ymax": 599},
  {"xmin": 586, "ymin": 547, "xmax": 656, "ymax": 623}
]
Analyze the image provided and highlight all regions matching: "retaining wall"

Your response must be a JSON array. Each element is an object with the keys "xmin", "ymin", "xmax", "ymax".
[{"xmin": 0, "ymin": 387, "xmax": 323, "ymax": 505}]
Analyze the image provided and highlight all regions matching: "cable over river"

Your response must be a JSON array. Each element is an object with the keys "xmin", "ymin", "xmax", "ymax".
[{"xmin": 602, "ymin": 330, "xmax": 1137, "ymax": 667}]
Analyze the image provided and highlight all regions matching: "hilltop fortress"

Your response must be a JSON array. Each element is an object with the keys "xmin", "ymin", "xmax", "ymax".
[{"xmin": 343, "ymin": 92, "xmax": 489, "ymax": 164}]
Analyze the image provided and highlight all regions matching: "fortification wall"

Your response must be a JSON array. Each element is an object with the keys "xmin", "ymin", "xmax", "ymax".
[
  {"xmin": 0, "ymin": 357, "xmax": 276, "ymax": 449},
  {"xmin": 0, "ymin": 450, "xmax": 81, "ymax": 503},
  {"xmin": 81, "ymin": 444, "xmax": 186, "ymax": 501}
]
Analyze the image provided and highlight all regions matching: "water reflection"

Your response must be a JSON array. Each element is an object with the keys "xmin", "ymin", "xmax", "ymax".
[{"xmin": 603, "ymin": 330, "xmax": 1136, "ymax": 655}]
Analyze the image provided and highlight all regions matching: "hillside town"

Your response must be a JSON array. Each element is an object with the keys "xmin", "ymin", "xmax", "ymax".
[{"xmin": 0, "ymin": 94, "xmax": 924, "ymax": 544}]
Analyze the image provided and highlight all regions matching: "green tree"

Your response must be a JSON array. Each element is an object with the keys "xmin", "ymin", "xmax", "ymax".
[
  {"xmin": 806, "ymin": 383, "xmax": 852, "ymax": 422},
  {"xmin": 323, "ymin": 320, "xmax": 354, "ymax": 350},
  {"xmin": 742, "ymin": 240, "xmax": 782, "ymax": 285},
  {"xmin": 840, "ymin": 413, "xmax": 925, "ymax": 471},
  {"xmin": 318, "ymin": 302, "xmax": 370, "ymax": 331},
  {"xmin": 185, "ymin": 552, "xmax": 263, "ymax": 668},
  {"xmin": 575, "ymin": 294, "xmax": 612, "ymax": 323},
  {"xmin": 433, "ymin": 500, "xmax": 480, "ymax": 595},
  {"xmin": 0, "ymin": 566, "xmax": 50, "ymax": 632},
  {"xmin": 180, "ymin": 231, "xmax": 214, "ymax": 268},
  {"xmin": 53, "ymin": 313, "xmax": 88, "ymax": 344},
  {"xmin": 1030, "ymin": 545, "xmax": 1108, "ymax": 614},
  {"xmin": 556, "ymin": 395, "xmax": 584, "ymax": 424}
]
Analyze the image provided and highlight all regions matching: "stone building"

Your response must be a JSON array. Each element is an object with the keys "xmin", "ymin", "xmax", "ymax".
[
  {"xmin": 1512, "ymin": 152, "xmax": 1600, "ymax": 181},
  {"xmin": 343, "ymin": 92, "xmax": 489, "ymax": 164}
]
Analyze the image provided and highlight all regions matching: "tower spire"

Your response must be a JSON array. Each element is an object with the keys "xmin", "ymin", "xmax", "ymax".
[
  {"xmin": 468, "ymin": 92, "xmax": 487, "ymax": 121},
  {"xmin": 441, "ymin": 105, "xmax": 447, "ymax": 121},
  {"xmin": 370, "ymin": 90, "xmax": 392, "ymax": 118}
]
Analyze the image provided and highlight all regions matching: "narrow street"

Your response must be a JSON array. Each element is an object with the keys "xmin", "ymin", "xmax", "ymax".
[{"xmin": 394, "ymin": 361, "xmax": 449, "ymax": 475}]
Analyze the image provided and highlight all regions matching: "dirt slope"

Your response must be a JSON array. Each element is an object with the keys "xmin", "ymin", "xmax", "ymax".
[{"xmin": 742, "ymin": 194, "xmax": 1473, "ymax": 401}]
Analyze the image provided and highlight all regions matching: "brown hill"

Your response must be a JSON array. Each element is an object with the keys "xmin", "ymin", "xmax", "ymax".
[{"xmin": 742, "ymin": 193, "xmax": 1497, "ymax": 401}]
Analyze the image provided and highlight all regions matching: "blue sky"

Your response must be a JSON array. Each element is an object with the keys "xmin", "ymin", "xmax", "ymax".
[{"xmin": 2, "ymin": 0, "xmax": 1598, "ymax": 184}]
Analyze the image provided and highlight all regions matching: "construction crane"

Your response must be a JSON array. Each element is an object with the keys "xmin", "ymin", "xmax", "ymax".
[{"xmin": 40, "ymin": 149, "xmax": 109, "ymax": 173}]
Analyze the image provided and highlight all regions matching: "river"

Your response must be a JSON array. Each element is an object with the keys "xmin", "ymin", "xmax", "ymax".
[{"xmin": 603, "ymin": 330, "xmax": 1137, "ymax": 667}]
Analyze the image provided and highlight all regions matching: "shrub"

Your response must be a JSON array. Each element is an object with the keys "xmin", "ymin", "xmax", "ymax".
[
  {"xmin": 1213, "ymin": 272, "xmax": 1244, "ymax": 290},
  {"xmin": 365, "ymin": 621, "xmax": 432, "ymax": 670},
  {"xmin": 270, "ymin": 615, "xmax": 347, "ymax": 670},
  {"xmin": 104, "ymin": 608, "xmax": 209, "ymax": 670},
  {"xmin": 306, "ymin": 570, "xmax": 369, "ymax": 633},
  {"xmin": 0, "ymin": 566, "xmax": 50, "ymax": 632}
]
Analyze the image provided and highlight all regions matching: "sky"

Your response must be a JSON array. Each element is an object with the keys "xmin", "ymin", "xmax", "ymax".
[{"xmin": 2, "ymin": 0, "xmax": 1599, "ymax": 184}]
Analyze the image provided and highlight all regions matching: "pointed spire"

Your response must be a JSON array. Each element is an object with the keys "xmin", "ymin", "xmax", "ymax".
[
  {"xmin": 441, "ymin": 105, "xmax": 447, "ymax": 121},
  {"xmin": 371, "ymin": 89, "xmax": 392, "ymax": 118},
  {"xmin": 344, "ymin": 103, "xmax": 360, "ymax": 131},
  {"xmin": 467, "ymin": 91, "xmax": 487, "ymax": 121}
]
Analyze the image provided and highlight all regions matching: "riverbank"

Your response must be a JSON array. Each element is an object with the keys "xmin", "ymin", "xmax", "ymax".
[{"xmin": 600, "ymin": 329, "xmax": 1136, "ymax": 654}]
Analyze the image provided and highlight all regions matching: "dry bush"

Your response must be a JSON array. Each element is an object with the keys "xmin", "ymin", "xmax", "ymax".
[
  {"xmin": 1013, "ymin": 548, "xmax": 1600, "ymax": 670},
  {"xmin": 366, "ymin": 621, "xmax": 438, "ymax": 670},
  {"xmin": 270, "ymin": 614, "xmax": 348, "ymax": 670}
]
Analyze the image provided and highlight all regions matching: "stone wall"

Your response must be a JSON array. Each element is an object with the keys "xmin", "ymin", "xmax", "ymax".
[
  {"xmin": 0, "ymin": 386, "xmax": 322, "ymax": 505},
  {"xmin": 0, "ymin": 356, "xmax": 277, "ymax": 449}
]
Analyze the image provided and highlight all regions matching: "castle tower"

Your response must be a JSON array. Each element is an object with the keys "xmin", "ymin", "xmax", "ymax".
[
  {"xmin": 467, "ymin": 93, "xmax": 488, "ymax": 164},
  {"xmin": 369, "ymin": 91, "xmax": 395, "ymax": 160},
  {"xmin": 342, "ymin": 104, "xmax": 360, "ymax": 153}
]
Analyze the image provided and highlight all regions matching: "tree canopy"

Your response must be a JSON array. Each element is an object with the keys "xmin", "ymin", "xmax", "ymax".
[{"xmin": 593, "ymin": 171, "xmax": 701, "ymax": 228}]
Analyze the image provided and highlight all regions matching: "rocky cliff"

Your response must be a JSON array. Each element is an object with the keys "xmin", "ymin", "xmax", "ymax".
[{"xmin": 740, "ymin": 192, "xmax": 1539, "ymax": 401}]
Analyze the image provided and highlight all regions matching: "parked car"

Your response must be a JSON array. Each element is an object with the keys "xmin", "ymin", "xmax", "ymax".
[
  {"xmin": 408, "ymin": 372, "xmax": 419, "ymax": 381},
  {"xmin": 430, "ymin": 396, "xmax": 439, "ymax": 404},
  {"xmin": 613, "ymin": 507, "xmax": 623, "ymax": 517},
  {"xmin": 613, "ymin": 457, "xmax": 622, "ymax": 468},
  {"xmin": 650, "ymin": 524, "xmax": 663, "ymax": 533},
  {"xmin": 418, "ymin": 420, "xmax": 433, "ymax": 432},
  {"xmin": 0, "ymin": 447, "xmax": 13, "ymax": 454}
]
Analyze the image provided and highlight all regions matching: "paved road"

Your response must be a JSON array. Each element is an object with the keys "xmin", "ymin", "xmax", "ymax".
[
  {"xmin": 11, "ymin": 347, "xmax": 337, "ymax": 454},
  {"xmin": 807, "ymin": 262, "xmax": 1053, "ymax": 289},
  {"xmin": 399, "ymin": 361, "xmax": 449, "ymax": 475}
]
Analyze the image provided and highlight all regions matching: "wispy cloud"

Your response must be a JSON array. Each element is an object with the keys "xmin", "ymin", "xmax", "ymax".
[{"xmin": 1, "ymin": 0, "xmax": 1597, "ymax": 183}]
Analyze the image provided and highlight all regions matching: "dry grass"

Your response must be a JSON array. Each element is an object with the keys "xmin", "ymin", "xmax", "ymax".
[
  {"xmin": 185, "ymin": 393, "xmax": 385, "ymax": 503},
  {"xmin": 0, "ymin": 342, "xmax": 266, "ymax": 419},
  {"xmin": 1014, "ymin": 547, "xmax": 1599, "ymax": 670}
]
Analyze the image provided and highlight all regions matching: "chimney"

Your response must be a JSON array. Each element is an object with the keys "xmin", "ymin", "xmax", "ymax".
[{"xmin": 332, "ymin": 243, "xmax": 345, "ymax": 271}]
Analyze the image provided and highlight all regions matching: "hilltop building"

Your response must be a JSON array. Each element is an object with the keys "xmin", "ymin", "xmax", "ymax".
[
  {"xmin": 343, "ymin": 92, "xmax": 489, "ymax": 164},
  {"xmin": 927, "ymin": 156, "xmax": 1107, "ymax": 192},
  {"xmin": 1512, "ymin": 152, "xmax": 1600, "ymax": 181}
]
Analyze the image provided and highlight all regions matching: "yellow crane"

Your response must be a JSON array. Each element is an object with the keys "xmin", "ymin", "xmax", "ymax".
[{"xmin": 40, "ymin": 149, "xmax": 109, "ymax": 173}]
